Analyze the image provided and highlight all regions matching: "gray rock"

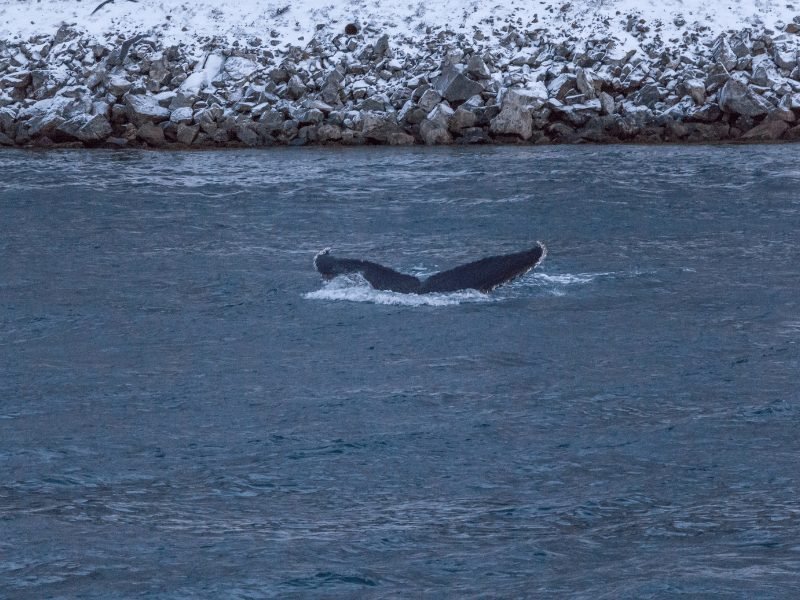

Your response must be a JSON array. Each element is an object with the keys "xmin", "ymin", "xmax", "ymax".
[
  {"xmin": 418, "ymin": 89, "xmax": 443, "ymax": 113},
  {"xmin": 740, "ymin": 119, "xmax": 789, "ymax": 140},
  {"xmin": 489, "ymin": 105, "xmax": 533, "ymax": 140},
  {"xmin": 578, "ymin": 115, "xmax": 619, "ymax": 142},
  {"xmin": 547, "ymin": 73, "xmax": 577, "ymax": 101},
  {"xmin": 55, "ymin": 114, "xmax": 112, "ymax": 143},
  {"xmin": 0, "ymin": 107, "xmax": 16, "ymax": 135},
  {"xmin": 547, "ymin": 122, "xmax": 580, "ymax": 143},
  {"xmin": 321, "ymin": 70, "xmax": 344, "ymax": 104},
  {"xmin": 137, "ymin": 122, "xmax": 166, "ymax": 146},
  {"xmin": 317, "ymin": 123, "xmax": 343, "ymax": 142},
  {"xmin": 176, "ymin": 123, "xmax": 199, "ymax": 145},
  {"xmin": 575, "ymin": 68, "xmax": 596, "ymax": 99},
  {"xmin": 598, "ymin": 91, "xmax": 615, "ymax": 115},
  {"xmin": 269, "ymin": 68, "xmax": 290, "ymax": 84},
  {"xmin": 687, "ymin": 103, "xmax": 723, "ymax": 123},
  {"xmin": 456, "ymin": 127, "xmax": 491, "ymax": 144},
  {"xmin": 124, "ymin": 93, "xmax": 170, "ymax": 126},
  {"xmin": 684, "ymin": 78, "xmax": 706, "ymax": 105},
  {"xmin": 432, "ymin": 64, "xmax": 483, "ymax": 103},
  {"xmin": 170, "ymin": 106, "xmax": 193, "ymax": 125},
  {"xmin": 449, "ymin": 106, "xmax": 477, "ymax": 132},
  {"xmin": 466, "ymin": 55, "xmax": 491, "ymax": 80},
  {"xmin": 236, "ymin": 123, "xmax": 259, "ymax": 146},
  {"xmin": 784, "ymin": 124, "xmax": 800, "ymax": 140},
  {"xmin": 398, "ymin": 100, "xmax": 427, "ymax": 125},
  {"xmin": 386, "ymin": 130, "xmax": 415, "ymax": 145},
  {"xmin": 17, "ymin": 113, "xmax": 65, "ymax": 143},
  {"xmin": 0, "ymin": 131, "xmax": 14, "ymax": 146},
  {"xmin": 712, "ymin": 36, "xmax": 737, "ymax": 71},
  {"xmin": 634, "ymin": 83, "xmax": 667, "ymax": 108},
  {"xmin": 555, "ymin": 99, "xmax": 602, "ymax": 127},
  {"xmin": 359, "ymin": 95, "xmax": 388, "ymax": 112},
  {"xmin": 730, "ymin": 33, "xmax": 751, "ymax": 58},
  {"xmin": 372, "ymin": 34, "xmax": 391, "ymax": 61},
  {"xmin": 1, "ymin": 70, "xmax": 31, "ymax": 88},
  {"xmin": 419, "ymin": 118, "xmax": 453, "ymax": 145},
  {"xmin": 168, "ymin": 91, "xmax": 195, "ymax": 110},
  {"xmin": 30, "ymin": 68, "xmax": 69, "ymax": 99},
  {"xmin": 502, "ymin": 86, "xmax": 548, "ymax": 110},
  {"xmin": 297, "ymin": 108, "xmax": 324, "ymax": 125},
  {"xmin": 148, "ymin": 55, "xmax": 171, "ymax": 87},
  {"xmin": 773, "ymin": 47, "xmax": 798, "ymax": 70},
  {"xmin": 426, "ymin": 103, "xmax": 454, "ymax": 129},
  {"xmin": 224, "ymin": 57, "xmax": 259, "ymax": 80},
  {"xmin": 258, "ymin": 109, "xmax": 285, "ymax": 131},
  {"xmin": 287, "ymin": 75, "xmax": 307, "ymax": 100},
  {"xmin": 718, "ymin": 79, "xmax": 773, "ymax": 116},
  {"xmin": 360, "ymin": 111, "xmax": 407, "ymax": 143},
  {"xmin": 684, "ymin": 122, "xmax": 731, "ymax": 142}
]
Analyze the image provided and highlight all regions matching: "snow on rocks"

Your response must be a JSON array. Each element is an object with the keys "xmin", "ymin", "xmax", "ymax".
[{"xmin": 2, "ymin": 2, "xmax": 800, "ymax": 148}]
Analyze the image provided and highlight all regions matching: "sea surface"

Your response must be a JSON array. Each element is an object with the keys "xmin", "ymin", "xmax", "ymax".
[{"xmin": 1, "ymin": 145, "xmax": 799, "ymax": 599}]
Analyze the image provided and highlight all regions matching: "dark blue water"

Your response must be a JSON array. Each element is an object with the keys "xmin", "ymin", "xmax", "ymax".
[{"xmin": 1, "ymin": 146, "xmax": 799, "ymax": 598}]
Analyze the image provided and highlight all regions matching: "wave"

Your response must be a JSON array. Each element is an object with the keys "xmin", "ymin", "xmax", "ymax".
[{"xmin": 303, "ymin": 276, "xmax": 490, "ymax": 306}]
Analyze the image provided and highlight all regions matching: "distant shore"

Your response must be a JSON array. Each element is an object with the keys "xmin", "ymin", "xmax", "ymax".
[{"xmin": 2, "ymin": 17, "xmax": 800, "ymax": 148}]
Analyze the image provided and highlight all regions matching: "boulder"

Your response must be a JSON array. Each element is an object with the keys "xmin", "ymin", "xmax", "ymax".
[
  {"xmin": 258, "ymin": 109, "xmax": 286, "ymax": 132},
  {"xmin": 321, "ymin": 70, "xmax": 344, "ymax": 105},
  {"xmin": 773, "ymin": 47, "xmax": 798, "ymax": 70},
  {"xmin": 684, "ymin": 79, "xmax": 706, "ymax": 105},
  {"xmin": 0, "ymin": 107, "xmax": 16, "ymax": 135},
  {"xmin": 56, "ymin": 114, "xmax": 112, "ymax": 143},
  {"xmin": 360, "ymin": 112, "xmax": 408, "ymax": 144},
  {"xmin": 466, "ymin": 55, "xmax": 491, "ymax": 80},
  {"xmin": 224, "ymin": 57, "xmax": 259, "ymax": 80},
  {"xmin": 633, "ymin": 83, "xmax": 667, "ymax": 108},
  {"xmin": 169, "ymin": 106, "xmax": 193, "ymax": 125},
  {"xmin": 419, "ymin": 118, "xmax": 453, "ymax": 145},
  {"xmin": 489, "ymin": 105, "xmax": 533, "ymax": 140},
  {"xmin": 456, "ymin": 127, "xmax": 491, "ymax": 144},
  {"xmin": 598, "ymin": 91, "xmax": 615, "ymax": 115},
  {"xmin": 712, "ymin": 36, "xmax": 737, "ymax": 71},
  {"xmin": 740, "ymin": 120, "xmax": 789, "ymax": 141},
  {"xmin": 751, "ymin": 59, "xmax": 783, "ymax": 88},
  {"xmin": 432, "ymin": 64, "xmax": 483, "ymax": 103},
  {"xmin": 418, "ymin": 88, "xmax": 443, "ymax": 113},
  {"xmin": 686, "ymin": 103, "xmax": 723, "ymax": 123},
  {"xmin": 235, "ymin": 124, "xmax": 259, "ymax": 146},
  {"xmin": 317, "ymin": 123, "xmax": 343, "ymax": 142},
  {"xmin": 287, "ymin": 75, "xmax": 307, "ymax": 100},
  {"xmin": 449, "ymin": 106, "xmax": 477, "ymax": 132},
  {"xmin": 124, "ymin": 93, "xmax": 171, "ymax": 126},
  {"xmin": 0, "ymin": 70, "xmax": 31, "ymax": 88},
  {"xmin": 784, "ymin": 124, "xmax": 800, "ymax": 140},
  {"xmin": 547, "ymin": 73, "xmax": 577, "ymax": 101},
  {"xmin": 176, "ymin": 123, "xmax": 199, "ymax": 145},
  {"xmin": 718, "ymin": 79, "xmax": 773, "ymax": 116},
  {"xmin": 575, "ymin": 68, "xmax": 596, "ymax": 99},
  {"xmin": 137, "ymin": 122, "xmax": 166, "ymax": 146}
]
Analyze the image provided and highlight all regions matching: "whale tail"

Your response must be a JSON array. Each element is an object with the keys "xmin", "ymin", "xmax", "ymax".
[
  {"xmin": 420, "ymin": 242, "xmax": 546, "ymax": 293},
  {"xmin": 313, "ymin": 242, "xmax": 546, "ymax": 294},
  {"xmin": 314, "ymin": 248, "xmax": 422, "ymax": 293}
]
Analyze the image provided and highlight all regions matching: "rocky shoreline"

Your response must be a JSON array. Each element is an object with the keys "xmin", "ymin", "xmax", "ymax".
[{"xmin": 2, "ymin": 18, "xmax": 800, "ymax": 149}]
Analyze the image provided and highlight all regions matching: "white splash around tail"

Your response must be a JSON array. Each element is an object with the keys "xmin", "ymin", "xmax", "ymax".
[{"xmin": 304, "ymin": 275, "xmax": 491, "ymax": 306}]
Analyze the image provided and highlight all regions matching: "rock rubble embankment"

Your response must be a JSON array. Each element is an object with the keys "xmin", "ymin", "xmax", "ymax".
[{"xmin": 2, "ymin": 18, "xmax": 800, "ymax": 148}]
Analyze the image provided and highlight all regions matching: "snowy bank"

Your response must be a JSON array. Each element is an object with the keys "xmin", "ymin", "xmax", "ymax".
[{"xmin": 1, "ymin": 0, "xmax": 800, "ymax": 148}]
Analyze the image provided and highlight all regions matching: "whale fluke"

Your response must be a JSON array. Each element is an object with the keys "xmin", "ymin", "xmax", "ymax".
[{"xmin": 314, "ymin": 243, "xmax": 546, "ymax": 294}]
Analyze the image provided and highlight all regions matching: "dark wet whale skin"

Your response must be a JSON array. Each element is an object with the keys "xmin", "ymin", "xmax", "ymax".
[{"xmin": 314, "ymin": 243, "xmax": 547, "ymax": 294}]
